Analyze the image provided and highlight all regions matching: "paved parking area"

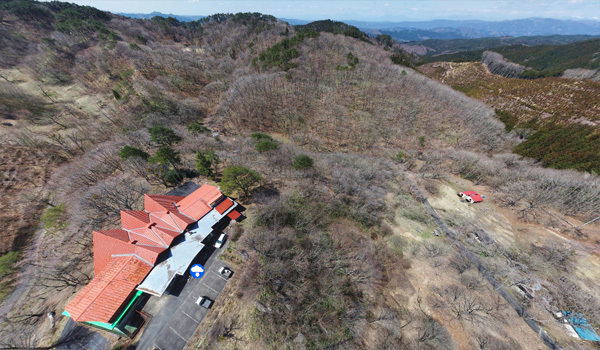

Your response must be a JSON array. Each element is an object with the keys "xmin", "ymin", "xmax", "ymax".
[
  {"xmin": 153, "ymin": 260, "xmax": 231, "ymax": 350},
  {"xmin": 134, "ymin": 240, "xmax": 232, "ymax": 350}
]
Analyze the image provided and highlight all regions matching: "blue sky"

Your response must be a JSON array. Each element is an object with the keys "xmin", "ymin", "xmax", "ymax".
[{"xmin": 56, "ymin": 0, "xmax": 600, "ymax": 21}]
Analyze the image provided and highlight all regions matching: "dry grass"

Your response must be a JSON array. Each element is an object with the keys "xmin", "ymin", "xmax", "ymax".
[{"xmin": 420, "ymin": 61, "xmax": 600, "ymax": 126}]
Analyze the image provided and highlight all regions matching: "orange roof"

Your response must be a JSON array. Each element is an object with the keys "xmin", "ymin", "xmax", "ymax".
[
  {"xmin": 144, "ymin": 194, "xmax": 185, "ymax": 213},
  {"xmin": 93, "ymin": 229, "xmax": 167, "ymax": 275},
  {"xmin": 215, "ymin": 198, "xmax": 234, "ymax": 214},
  {"xmin": 121, "ymin": 210, "xmax": 150, "ymax": 229},
  {"xmin": 72, "ymin": 184, "xmax": 236, "ymax": 324},
  {"xmin": 178, "ymin": 200, "xmax": 212, "ymax": 221},
  {"xmin": 65, "ymin": 256, "xmax": 151, "ymax": 323},
  {"xmin": 178, "ymin": 185, "xmax": 222, "ymax": 210},
  {"xmin": 133, "ymin": 245, "xmax": 164, "ymax": 266},
  {"xmin": 93, "ymin": 229, "xmax": 130, "ymax": 275},
  {"xmin": 228, "ymin": 210, "xmax": 241, "ymax": 221},
  {"xmin": 149, "ymin": 211, "xmax": 193, "ymax": 232},
  {"xmin": 152, "ymin": 226, "xmax": 181, "ymax": 246}
]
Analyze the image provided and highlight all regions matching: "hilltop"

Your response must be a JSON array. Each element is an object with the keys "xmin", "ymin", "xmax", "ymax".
[
  {"xmin": 421, "ymin": 38, "xmax": 600, "ymax": 79},
  {"xmin": 0, "ymin": 2, "xmax": 599, "ymax": 350}
]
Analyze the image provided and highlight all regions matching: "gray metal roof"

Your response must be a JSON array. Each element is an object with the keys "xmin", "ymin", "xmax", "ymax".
[{"xmin": 136, "ymin": 203, "xmax": 237, "ymax": 297}]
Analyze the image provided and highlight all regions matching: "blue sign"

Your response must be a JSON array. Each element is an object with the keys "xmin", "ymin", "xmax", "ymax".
[{"xmin": 190, "ymin": 264, "xmax": 205, "ymax": 279}]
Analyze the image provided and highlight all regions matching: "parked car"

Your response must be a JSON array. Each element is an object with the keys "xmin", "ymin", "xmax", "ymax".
[
  {"xmin": 196, "ymin": 296, "xmax": 213, "ymax": 309},
  {"xmin": 214, "ymin": 233, "xmax": 227, "ymax": 248},
  {"xmin": 219, "ymin": 267, "xmax": 233, "ymax": 278}
]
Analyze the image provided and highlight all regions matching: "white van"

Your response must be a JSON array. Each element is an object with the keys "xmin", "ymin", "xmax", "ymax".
[{"xmin": 214, "ymin": 233, "xmax": 226, "ymax": 248}]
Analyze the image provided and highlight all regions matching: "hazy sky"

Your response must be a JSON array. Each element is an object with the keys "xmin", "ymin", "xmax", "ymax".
[{"xmin": 56, "ymin": 0, "xmax": 600, "ymax": 21}]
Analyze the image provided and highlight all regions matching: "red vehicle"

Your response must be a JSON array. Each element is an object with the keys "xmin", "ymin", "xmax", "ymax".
[{"xmin": 458, "ymin": 191, "xmax": 484, "ymax": 203}]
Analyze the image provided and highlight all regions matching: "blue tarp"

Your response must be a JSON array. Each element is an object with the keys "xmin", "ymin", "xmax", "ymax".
[{"xmin": 562, "ymin": 311, "xmax": 600, "ymax": 342}]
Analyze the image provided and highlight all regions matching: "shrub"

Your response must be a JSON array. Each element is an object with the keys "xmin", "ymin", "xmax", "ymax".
[
  {"xmin": 41, "ymin": 204, "xmax": 68, "ymax": 230},
  {"xmin": 187, "ymin": 121, "xmax": 209, "ymax": 134},
  {"xmin": 514, "ymin": 123, "xmax": 600, "ymax": 173},
  {"xmin": 149, "ymin": 146, "xmax": 181, "ymax": 166},
  {"xmin": 148, "ymin": 126, "xmax": 182, "ymax": 146},
  {"xmin": 195, "ymin": 150, "xmax": 219, "ymax": 179},
  {"xmin": 0, "ymin": 251, "xmax": 20, "ymax": 279},
  {"xmin": 255, "ymin": 139, "xmax": 279, "ymax": 152},
  {"xmin": 119, "ymin": 146, "xmax": 150, "ymax": 160},
  {"xmin": 129, "ymin": 42, "xmax": 141, "ymax": 51},
  {"xmin": 395, "ymin": 151, "xmax": 405, "ymax": 162},
  {"xmin": 220, "ymin": 166, "xmax": 262, "ymax": 197},
  {"xmin": 250, "ymin": 132, "xmax": 273, "ymax": 141},
  {"xmin": 258, "ymin": 31, "xmax": 319, "ymax": 70},
  {"xmin": 495, "ymin": 109, "xmax": 518, "ymax": 132},
  {"xmin": 135, "ymin": 34, "xmax": 148, "ymax": 44},
  {"xmin": 160, "ymin": 169, "xmax": 195, "ymax": 186},
  {"xmin": 391, "ymin": 53, "xmax": 415, "ymax": 68},
  {"xmin": 292, "ymin": 155, "xmax": 314, "ymax": 170},
  {"xmin": 335, "ymin": 52, "xmax": 359, "ymax": 71}
]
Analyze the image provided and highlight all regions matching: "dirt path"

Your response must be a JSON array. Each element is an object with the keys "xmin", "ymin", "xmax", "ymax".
[
  {"xmin": 0, "ymin": 269, "xmax": 32, "ymax": 321},
  {"xmin": 0, "ymin": 227, "xmax": 42, "ymax": 321},
  {"xmin": 403, "ymin": 173, "xmax": 560, "ymax": 349}
]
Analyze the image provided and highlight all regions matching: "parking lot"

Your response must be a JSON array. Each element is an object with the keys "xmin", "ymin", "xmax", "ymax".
[{"xmin": 134, "ymin": 238, "xmax": 232, "ymax": 350}]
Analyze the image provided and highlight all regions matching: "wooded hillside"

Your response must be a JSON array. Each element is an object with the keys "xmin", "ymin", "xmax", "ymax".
[{"xmin": 0, "ymin": 2, "xmax": 599, "ymax": 349}]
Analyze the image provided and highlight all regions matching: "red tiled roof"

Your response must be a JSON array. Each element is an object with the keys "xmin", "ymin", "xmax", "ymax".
[
  {"xmin": 132, "ymin": 245, "xmax": 165, "ymax": 266},
  {"xmin": 178, "ymin": 185, "xmax": 222, "ymax": 210},
  {"xmin": 178, "ymin": 200, "xmax": 212, "ymax": 221},
  {"xmin": 149, "ymin": 211, "xmax": 195, "ymax": 232},
  {"xmin": 93, "ymin": 229, "xmax": 167, "ymax": 275},
  {"xmin": 72, "ymin": 184, "xmax": 237, "ymax": 323},
  {"xmin": 144, "ymin": 194, "xmax": 185, "ymax": 213},
  {"xmin": 127, "ymin": 227, "xmax": 167, "ymax": 247},
  {"xmin": 65, "ymin": 256, "xmax": 151, "ymax": 323},
  {"xmin": 215, "ymin": 198, "xmax": 234, "ymax": 215},
  {"xmin": 152, "ymin": 226, "xmax": 181, "ymax": 246},
  {"xmin": 93, "ymin": 229, "xmax": 130, "ymax": 275},
  {"xmin": 121, "ymin": 210, "xmax": 150, "ymax": 230},
  {"xmin": 228, "ymin": 210, "xmax": 241, "ymax": 221}
]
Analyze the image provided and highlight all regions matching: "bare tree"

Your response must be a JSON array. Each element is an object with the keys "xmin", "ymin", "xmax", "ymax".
[{"xmin": 82, "ymin": 175, "xmax": 149, "ymax": 227}]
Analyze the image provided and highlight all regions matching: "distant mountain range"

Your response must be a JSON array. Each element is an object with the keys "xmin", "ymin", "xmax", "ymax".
[
  {"xmin": 118, "ymin": 13, "xmax": 600, "ymax": 42},
  {"xmin": 371, "ymin": 18, "xmax": 600, "ymax": 42},
  {"xmin": 118, "ymin": 12, "xmax": 205, "ymax": 21},
  {"xmin": 401, "ymin": 35, "xmax": 598, "ymax": 56}
]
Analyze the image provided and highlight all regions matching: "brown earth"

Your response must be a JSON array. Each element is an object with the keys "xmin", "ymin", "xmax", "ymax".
[
  {"xmin": 0, "ymin": 145, "xmax": 61, "ymax": 253},
  {"xmin": 419, "ymin": 61, "xmax": 600, "ymax": 126}
]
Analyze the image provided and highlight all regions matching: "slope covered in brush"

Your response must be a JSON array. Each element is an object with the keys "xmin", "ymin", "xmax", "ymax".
[{"xmin": 421, "ymin": 38, "xmax": 600, "ymax": 78}]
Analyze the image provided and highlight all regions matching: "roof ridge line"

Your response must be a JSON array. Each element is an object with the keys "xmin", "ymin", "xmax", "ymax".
[
  {"xmin": 149, "ymin": 227, "xmax": 169, "ymax": 248},
  {"xmin": 111, "ymin": 253, "xmax": 153, "ymax": 267},
  {"xmin": 125, "ymin": 229, "xmax": 164, "ymax": 246},
  {"xmin": 175, "ymin": 208, "xmax": 196, "ymax": 222},
  {"xmin": 149, "ymin": 212, "xmax": 181, "ymax": 232},
  {"xmin": 166, "ymin": 212, "xmax": 183, "ymax": 231}
]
